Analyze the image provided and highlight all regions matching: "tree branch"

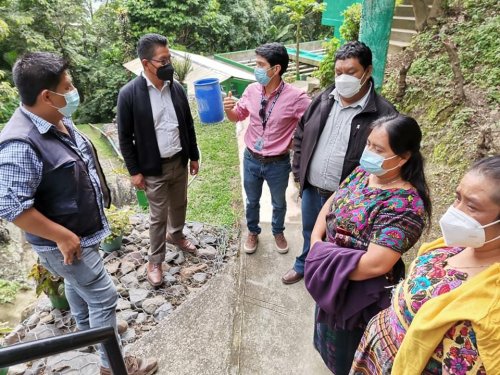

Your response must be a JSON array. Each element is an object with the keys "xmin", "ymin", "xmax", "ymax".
[{"xmin": 442, "ymin": 38, "xmax": 466, "ymax": 102}]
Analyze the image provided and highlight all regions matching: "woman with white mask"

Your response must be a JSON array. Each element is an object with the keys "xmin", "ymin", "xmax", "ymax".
[
  {"xmin": 304, "ymin": 114, "xmax": 432, "ymax": 375},
  {"xmin": 351, "ymin": 155, "xmax": 500, "ymax": 375}
]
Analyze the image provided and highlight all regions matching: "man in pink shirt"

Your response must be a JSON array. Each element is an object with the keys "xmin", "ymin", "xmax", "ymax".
[{"xmin": 224, "ymin": 43, "xmax": 311, "ymax": 254}]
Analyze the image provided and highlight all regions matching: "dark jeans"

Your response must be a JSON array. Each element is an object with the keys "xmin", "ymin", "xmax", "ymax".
[
  {"xmin": 243, "ymin": 148, "xmax": 291, "ymax": 235},
  {"xmin": 293, "ymin": 186, "xmax": 330, "ymax": 275}
]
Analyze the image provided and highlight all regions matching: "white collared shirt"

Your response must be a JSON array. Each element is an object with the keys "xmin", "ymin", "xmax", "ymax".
[{"xmin": 142, "ymin": 72, "xmax": 182, "ymax": 158}]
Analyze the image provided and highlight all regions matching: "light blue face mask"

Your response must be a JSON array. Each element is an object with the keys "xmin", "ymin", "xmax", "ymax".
[
  {"xmin": 50, "ymin": 89, "xmax": 80, "ymax": 117},
  {"xmin": 359, "ymin": 147, "xmax": 400, "ymax": 176},
  {"xmin": 254, "ymin": 66, "xmax": 275, "ymax": 86}
]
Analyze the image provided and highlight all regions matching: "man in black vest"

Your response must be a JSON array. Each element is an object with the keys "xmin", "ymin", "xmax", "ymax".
[
  {"xmin": 282, "ymin": 42, "xmax": 397, "ymax": 284},
  {"xmin": 0, "ymin": 52, "xmax": 157, "ymax": 375},
  {"xmin": 117, "ymin": 34, "xmax": 199, "ymax": 288}
]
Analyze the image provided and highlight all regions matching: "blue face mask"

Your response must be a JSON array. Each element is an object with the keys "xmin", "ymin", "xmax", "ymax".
[
  {"xmin": 50, "ymin": 89, "xmax": 80, "ymax": 117},
  {"xmin": 360, "ymin": 147, "xmax": 399, "ymax": 176},
  {"xmin": 254, "ymin": 66, "xmax": 275, "ymax": 86}
]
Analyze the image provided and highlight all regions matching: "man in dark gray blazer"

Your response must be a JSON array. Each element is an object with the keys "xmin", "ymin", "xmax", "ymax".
[{"xmin": 117, "ymin": 34, "xmax": 199, "ymax": 287}]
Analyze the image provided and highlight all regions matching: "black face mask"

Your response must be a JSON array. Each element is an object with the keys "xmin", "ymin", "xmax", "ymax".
[{"xmin": 156, "ymin": 63, "xmax": 174, "ymax": 83}]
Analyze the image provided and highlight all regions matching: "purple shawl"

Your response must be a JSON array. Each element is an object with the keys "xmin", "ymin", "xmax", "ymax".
[{"xmin": 304, "ymin": 241, "xmax": 392, "ymax": 330}]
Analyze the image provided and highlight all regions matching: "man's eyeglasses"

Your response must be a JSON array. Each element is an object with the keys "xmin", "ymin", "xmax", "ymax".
[
  {"xmin": 150, "ymin": 58, "xmax": 171, "ymax": 66},
  {"xmin": 259, "ymin": 98, "xmax": 268, "ymax": 124}
]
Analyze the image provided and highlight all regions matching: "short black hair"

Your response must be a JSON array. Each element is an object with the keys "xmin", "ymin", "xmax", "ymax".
[
  {"xmin": 255, "ymin": 43, "xmax": 289, "ymax": 76},
  {"xmin": 12, "ymin": 52, "xmax": 69, "ymax": 106},
  {"xmin": 335, "ymin": 41, "xmax": 372, "ymax": 69},
  {"xmin": 137, "ymin": 33, "xmax": 168, "ymax": 60},
  {"xmin": 469, "ymin": 155, "xmax": 500, "ymax": 205}
]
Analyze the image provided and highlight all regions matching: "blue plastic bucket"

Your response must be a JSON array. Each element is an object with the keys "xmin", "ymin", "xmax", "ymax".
[{"xmin": 194, "ymin": 78, "xmax": 224, "ymax": 124}]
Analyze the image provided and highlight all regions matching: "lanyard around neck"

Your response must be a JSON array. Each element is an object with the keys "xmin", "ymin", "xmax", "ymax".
[{"xmin": 260, "ymin": 81, "xmax": 285, "ymax": 131}]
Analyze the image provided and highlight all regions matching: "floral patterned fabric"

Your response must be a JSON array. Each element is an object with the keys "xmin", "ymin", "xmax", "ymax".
[
  {"xmin": 326, "ymin": 167, "xmax": 425, "ymax": 252},
  {"xmin": 314, "ymin": 167, "xmax": 426, "ymax": 374},
  {"xmin": 350, "ymin": 247, "xmax": 486, "ymax": 374}
]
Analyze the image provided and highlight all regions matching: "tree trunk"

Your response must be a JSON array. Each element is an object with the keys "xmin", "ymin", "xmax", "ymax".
[
  {"xmin": 428, "ymin": 0, "xmax": 444, "ymax": 24},
  {"xmin": 395, "ymin": 52, "xmax": 415, "ymax": 102},
  {"xmin": 442, "ymin": 38, "xmax": 466, "ymax": 102},
  {"xmin": 296, "ymin": 23, "xmax": 301, "ymax": 80},
  {"xmin": 410, "ymin": 0, "xmax": 430, "ymax": 31}
]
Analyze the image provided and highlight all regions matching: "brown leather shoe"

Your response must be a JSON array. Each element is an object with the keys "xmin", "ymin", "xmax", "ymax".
[
  {"xmin": 243, "ymin": 232, "xmax": 258, "ymax": 254},
  {"xmin": 100, "ymin": 354, "xmax": 158, "ymax": 375},
  {"xmin": 147, "ymin": 262, "xmax": 163, "ymax": 287},
  {"xmin": 274, "ymin": 233, "xmax": 289, "ymax": 254},
  {"xmin": 281, "ymin": 269, "xmax": 303, "ymax": 285},
  {"xmin": 166, "ymin": 235, "xmax": 197, "ymax": 254}
]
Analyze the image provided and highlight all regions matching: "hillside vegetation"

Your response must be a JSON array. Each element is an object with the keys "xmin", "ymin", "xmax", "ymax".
[{"xmin": 382, "ymin": 0, "xmax": 499, "ymax": 249}]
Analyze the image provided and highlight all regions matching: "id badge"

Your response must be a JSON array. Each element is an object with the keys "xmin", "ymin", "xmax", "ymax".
[{"xmin": 254, "ymin": 137, "xmax": 264, "ymax": 151}]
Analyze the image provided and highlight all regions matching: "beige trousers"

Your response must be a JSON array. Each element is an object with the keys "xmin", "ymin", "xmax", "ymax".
[{"xmin": 144, "ymin": 156, "xmax": 188, "ymax": 264}]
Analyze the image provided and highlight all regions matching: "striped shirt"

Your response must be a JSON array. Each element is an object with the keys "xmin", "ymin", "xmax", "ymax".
[{"xmin": 0, "ymin": 107, "xmax": 110, "ymax": 252}]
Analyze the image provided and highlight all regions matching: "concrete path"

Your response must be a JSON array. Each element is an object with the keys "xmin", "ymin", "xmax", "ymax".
[{"xmin": 132, "ymin": 112, "xmax": 330, "ymax": 374}]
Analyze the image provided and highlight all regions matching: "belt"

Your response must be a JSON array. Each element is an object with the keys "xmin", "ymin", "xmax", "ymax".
[
  {"xmin": 311, "ymin": 185, "xmax": 334, "ymax": 198},
  {"xmin": 246, "ymin": 148, "xmax": 289, "ymax": 164},
  {"xmin": 161, "ymin": 152, "xmax": 182, "ymax": 163}
]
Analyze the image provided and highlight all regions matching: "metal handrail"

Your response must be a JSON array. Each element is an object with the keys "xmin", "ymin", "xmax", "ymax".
[{"xmin": 0, "ymin": 326, "xmax": 126, "ymax": 374}]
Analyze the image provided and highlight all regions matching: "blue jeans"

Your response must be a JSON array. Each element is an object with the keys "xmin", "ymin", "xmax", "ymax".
[
  {"xmin": 37, "ymin": 245, "xmax": 119, "ymax": 368},
  {"xmin": 293, "ymin": 186, "xmax": 330, "ymax": 275},
  {"xmin": 243, "ymin": 148, "xmax": 291, "ymax": 235}
]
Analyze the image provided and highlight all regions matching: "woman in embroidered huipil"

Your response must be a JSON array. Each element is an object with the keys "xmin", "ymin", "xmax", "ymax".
[
  {"xmin": 350, "ymin": 156, "xmax": 500, "ymax": 375},
  {"xmin": 304, "ymin": 114, "xmax": 432, "ymax": 375}
]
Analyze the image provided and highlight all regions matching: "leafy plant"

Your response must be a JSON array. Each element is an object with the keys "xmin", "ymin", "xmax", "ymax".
[
  {"xmin": 103, "ymin": 205, "xmax": 133, "ymax": 244},
  {"xmin": 340, "ymin": 3, "xmax": 362, "ymax": 41},
  {"xmin": 28, "ymin": 263, "xmax": 64, "ymax": 297},
  {"xmin": 172, "ymin": 54, "xmax": 193, "ymax": 85},
  {"xmin": 313, "ymin": 37, "xmax": 341, "ymax": 88},
  {"xmin": 274, "ymin": 0, "xmax": 327, "ymax": 80},
  {"xmin": 0, "ymin": 279, "xmax": 19, "ymax": 304}
]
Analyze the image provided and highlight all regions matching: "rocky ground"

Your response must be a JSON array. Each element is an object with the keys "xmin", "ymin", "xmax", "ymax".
[{"xmin": 3, "ymin": 215, "xmax": 239, "ymax": 374}]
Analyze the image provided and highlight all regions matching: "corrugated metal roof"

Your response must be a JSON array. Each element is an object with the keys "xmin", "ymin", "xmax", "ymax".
[{"xmin": 123, "ymin": 49, "xmax": 255, "ymax": 88}]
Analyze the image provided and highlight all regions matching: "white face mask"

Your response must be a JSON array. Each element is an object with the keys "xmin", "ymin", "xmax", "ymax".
[
  {"xmin": 335, "ymin": 70, "xmax": 367, "ymax": 98},
  {"xmin": 439, "ymin": 205, "xmax": 500, "ymax": 248}
]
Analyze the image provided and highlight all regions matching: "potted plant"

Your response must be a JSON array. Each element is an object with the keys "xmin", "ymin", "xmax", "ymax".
[
  {"xmin": 28, "ymin": 262, "xmax": 69, "ymax": 310},
  {"xmin": 101, "ymin": 205, "xmax": 133, "ymax": 252},
  {"xmin": 172, "ymin": 54, "xmax": 193, "ymax": 92}
]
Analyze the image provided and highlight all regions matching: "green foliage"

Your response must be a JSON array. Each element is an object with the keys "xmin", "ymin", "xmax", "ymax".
[
  {"xmin": 0, "ymin": 0, "xmax": 329, "ymax": 125},
  {"xmin": 274, "ymin": 0, "xmax": 326, "ymax": 79},
  {"xmin": 103, "ymin": 205, "xmax": 134, "ymax": 243},
  {"xmin": 28, "ymin": 263, "xmax": 64, "ymax": 297},
  {"xmin": 0, "ymin": 78, "xmax": 17, "ymax": 123},
  {"xmin": 274, "ymin": 0, "xmax": 326, "ymax": 23},
  {"xmin": 313, "ymin": 37, "xmax": 341, "ymax": 88},
  {"xmin": 340, "ymin": 3, "xmax": 362, "ymax": 41},
  {"xmin": 0, "ymin": 279, "xmax": 19, "ymax": 304},
  {"xmin": 126, "ymin": 0, "xmax": 271, "ymax": 53}
]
